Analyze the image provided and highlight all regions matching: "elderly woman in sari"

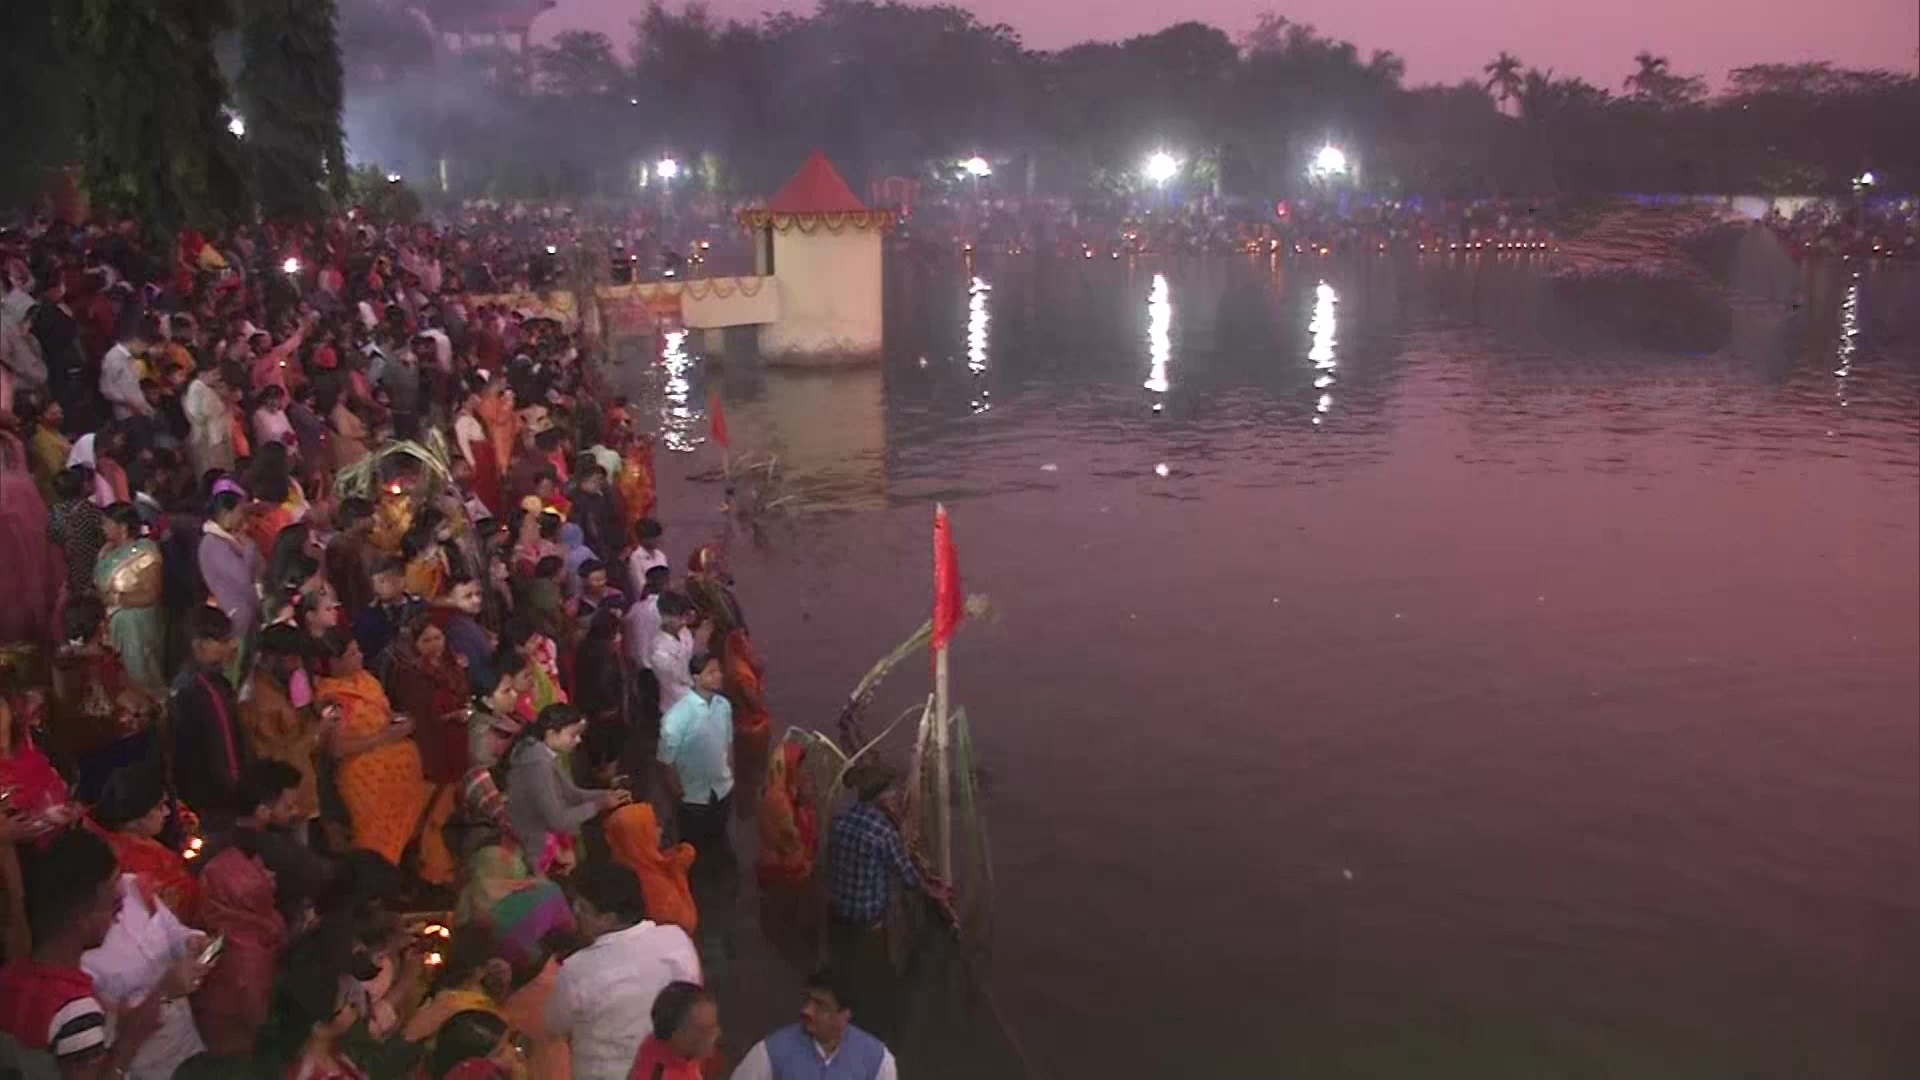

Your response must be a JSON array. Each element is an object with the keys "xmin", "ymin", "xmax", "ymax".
[
  {"xmin": 89, "ymin": 762, "xmax": 200, "ymax": 924},
  {"xmin": 317, "ymin": 635, "xmax": 444, "ymax": 877},
  {"xmin": 96, "ymin": 502, "xmax": 167, "ymax": 692}
]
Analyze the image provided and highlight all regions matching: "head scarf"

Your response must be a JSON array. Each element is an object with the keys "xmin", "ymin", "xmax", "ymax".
[{"xmin": 605, "ymin": 803, "xmax": 698, "ymax": 933}]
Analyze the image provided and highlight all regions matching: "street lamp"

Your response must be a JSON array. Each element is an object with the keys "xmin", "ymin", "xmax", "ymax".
[
  {"xmin": 385, "ymin": 172, "xmax": 402, "ymax": 184},
  {"xmin": 1145, "ymin": 151, "xmax": 1180, "ymax": 186},
  {"xmin": 1308, "ymin": 144, "xmax": 1351, "ymax": 182},
  {"xmin": 227, "ymin": 114, "xmax": 246, "ymax": 138},
  {"xmin": 961, "ymin": 156, "xmax": 992, "ymax": 178},
  {"xmin": 281, "ymin": 257, "xmax": 301, "ymax": 275},
  {"xmin": 656, "ymin": 157, "xmax": 680, "ymax": 182},
  {"xmin": 1855, "ymin": 171, "xmax": 1876, "ymax": 188}
]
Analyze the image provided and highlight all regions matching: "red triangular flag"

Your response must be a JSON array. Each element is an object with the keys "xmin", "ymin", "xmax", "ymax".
[
  {"xmin": 709, "ymin": 393, "xmax": 730, "ymax": 449},
  {"xmin": 932, "ymin": 504, "xmax": 963, "ymax": 650}
]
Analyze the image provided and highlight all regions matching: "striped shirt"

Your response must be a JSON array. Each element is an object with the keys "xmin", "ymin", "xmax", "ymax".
[{"xmin": 0, "ymin": 961, "xmax": 109, "ymax": 1061}]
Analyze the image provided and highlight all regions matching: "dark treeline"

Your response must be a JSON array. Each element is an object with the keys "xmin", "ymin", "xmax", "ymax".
[{"xmin": 5, "ymin": 0, "xmax": 1917, "ymax": 226}]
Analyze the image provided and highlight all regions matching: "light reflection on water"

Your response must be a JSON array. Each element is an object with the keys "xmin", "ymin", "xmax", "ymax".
[
  {"xmin": 967, "ymin": 276, "xmax": 991, "ymax": 413},
  {"xmin": 1309, "ymin": 279, "xmax": 1337, "ymax": 424},
  {"xmin": 658, "ymin": 328, "xmax": 699, "ymax": 451},
  {"xmin": 1144, "ymin": 272, "xmax": 1171, "ymax": 396},
  {"xmin": 647, "ymin": 256, "xmax": 1920, "ymax": 1079}
]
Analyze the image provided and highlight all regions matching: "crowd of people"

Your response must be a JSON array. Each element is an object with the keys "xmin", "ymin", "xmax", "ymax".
[
  {"xmin": 0, "ymin": 208, "xmax": 943, "ymax": 1080},
  {"xmin": 887, "ymin": 192, "xmax": 1920, "ymax": 260}
]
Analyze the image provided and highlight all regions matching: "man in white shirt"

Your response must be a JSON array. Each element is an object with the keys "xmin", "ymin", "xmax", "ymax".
[
  {"xmin": 99, "ymin": 325, "xmax": 156, "ymax": 420},
  {"xmin": 81, "ymin": 876, "xmax": 209, "ymax": 1080},
  {"xmin": 647, "ymin": 593, "xmax": 699, "ymax": 711},
  {"xmin": 625, "ymin": 518, "xmax": 669, "ymax": 593},
  {"xmin": 546, "ymin": 862, "xmax": 701, "ymax": 1080},
  {"xmin": 625, "ymin": 566, "xmax": 670, "ymax": 672}
]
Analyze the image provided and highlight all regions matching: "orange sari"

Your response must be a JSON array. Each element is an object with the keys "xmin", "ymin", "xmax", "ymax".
[
  {"xmin": 723, "ymin": 630, "xmax": 771, "ymax": 759},
  {"xmin": 605, "ymin": 804, "xmax": 697, "ymax": 934},
  {"xmin": 614, "ymin": 440, "xmax": 656, "ymax": 531},
  {"xmin": 318, "ymin": 670, "xmax": 441, "ymax": 874},
  {"xmin": 755, "ymin": 742, "xmax": 816, "ymax": 889}
]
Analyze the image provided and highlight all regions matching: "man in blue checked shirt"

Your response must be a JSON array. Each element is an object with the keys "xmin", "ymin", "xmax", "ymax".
[{"xmin": 822, "ymin": 764, "xmax": 945, "ymax": 1040}]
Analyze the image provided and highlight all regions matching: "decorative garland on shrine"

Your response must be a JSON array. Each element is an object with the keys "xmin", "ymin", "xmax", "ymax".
[
  {"xmin": 737, "ymin": 209, "xmax": 899, "ymax": 234},
  {"xmin": 596, "ymin": 277, "xmax": 770, "ymax": 303}
]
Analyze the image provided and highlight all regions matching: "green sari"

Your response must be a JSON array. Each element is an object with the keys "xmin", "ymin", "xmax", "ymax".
[{"xmin": 96, "ymin": 538, "xmax": 165, "ymax": 692}]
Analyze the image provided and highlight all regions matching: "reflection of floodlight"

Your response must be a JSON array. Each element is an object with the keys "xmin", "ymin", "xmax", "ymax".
[
  {"xmin": 227, "ymin": 115, "xmax": 246, "ymax": 138},
  {"xmin": 656, "ymin": 157, "xmax": 680, "ymax": 181},
  {"xmin": 281, "ymin": 257, "xmax": 301, "ymax": 275},
  {"xmin": 961, "ymin": 156, "xmax": 992, "ymax": 178},
  {"xmin": 1856, "ymin": 171, "xmax": 1876, "ymax": 187},
  {"xmin": 1145, "ymin": 151, "xmax": 1180, "ymax": 185}
]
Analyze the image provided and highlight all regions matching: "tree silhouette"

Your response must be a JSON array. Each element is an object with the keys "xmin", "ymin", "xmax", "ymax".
[{"xmin": 1484, "ymin": 51, "xmax": 1524, "ymax": 110}]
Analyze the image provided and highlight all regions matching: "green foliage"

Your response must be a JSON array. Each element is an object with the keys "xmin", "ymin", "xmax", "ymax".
[
  {"xmin": 237, "ymin": 0, "xmax": 349, "ymax": 219},
  {"xmin": 57, "ymin": 0, "xmax": 251, "ymax": 234},
  {"xmin": 0, "ymin": 1, "xmax": 79, "ymax": 208},
  {"xmin": 348, "ymin": 165, "xmax": 423, "ymax": 222}
]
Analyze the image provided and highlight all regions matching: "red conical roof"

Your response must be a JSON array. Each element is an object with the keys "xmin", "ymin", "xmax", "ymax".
[{"xmin": 765, "ymin": 152, "xmax": 868, "ymax": 215}]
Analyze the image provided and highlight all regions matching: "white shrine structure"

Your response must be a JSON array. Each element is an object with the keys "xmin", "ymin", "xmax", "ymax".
[
  {"xmin": 740, "ymin": 152, "xmax": 895, "ymax": 364},
  {"xmin": 577, "ymin": 153, "xmax": 896, "ymax": 365}
]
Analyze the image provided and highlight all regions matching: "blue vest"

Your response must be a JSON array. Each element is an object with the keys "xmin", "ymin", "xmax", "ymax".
[{"xmin": 763, "ymin": 1023, "xmax": 887, "ymax": 1080}]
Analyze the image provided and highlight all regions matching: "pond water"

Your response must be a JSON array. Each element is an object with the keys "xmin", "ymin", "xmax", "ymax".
[{"xmin": 624, "ymin": 254, "xmax": 1919, "ymax": 1079}]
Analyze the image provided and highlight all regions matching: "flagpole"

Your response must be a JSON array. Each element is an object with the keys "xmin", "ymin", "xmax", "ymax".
[{"xmin": 932, "ymin": 504, "xmax": 954, "ymax": 883}]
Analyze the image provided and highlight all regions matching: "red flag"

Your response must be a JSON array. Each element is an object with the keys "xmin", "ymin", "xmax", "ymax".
[
  {"xmin": 708, "ymin": 393, "xmax": 730, "ymax": 449},
  {"xmin": 932, "ymin": 504, "xmax": 963, "ymax": 650}
]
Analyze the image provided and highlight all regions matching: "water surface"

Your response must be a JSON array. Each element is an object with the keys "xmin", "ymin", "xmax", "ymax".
[{"xmin": 633, "ymin": 254, "xmax": 1919, "ymax": 1079}]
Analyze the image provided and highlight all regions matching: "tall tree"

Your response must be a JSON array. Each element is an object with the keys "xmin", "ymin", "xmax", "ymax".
[
  {"xmin": 238, "ymin": 0, "xmax": 350, "ymax": 218},
  {"xmin": 1484, "ymin": 51, "xmax": 1524, "ymax": 112},
  {"xmin": 1623, "ymin": 51, "xmax": 1705, "ymax": 107},
  {"xmin": 60, "ymin": 0, "xmax": 250, "ymax": 234}
]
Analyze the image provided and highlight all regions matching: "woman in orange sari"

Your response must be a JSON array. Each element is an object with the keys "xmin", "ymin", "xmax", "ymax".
[
  {"xmin": 755, "ymin": 741, "xmax": 817, "ymax": 889},
  {"xmin": 709, "ymin": 622, "xmax": 771, "ymax": 763},
  {"xmin": 613, "ymin": 432, "xmax": 656, "ymax": 534},
  {"xmin": 605, "ymin": 802, "xmax": 697, "ymax": 934},
  {"xmin": 89, "ymin": 762, "xmax": 199, "ymax": 923},
  {"xmin": 317, "ymin": 636, "xmax": 442, "ymax": 874}
]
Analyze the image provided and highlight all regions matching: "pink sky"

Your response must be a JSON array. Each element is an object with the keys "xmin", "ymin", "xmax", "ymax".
[{"xmin": 540, "ymin": 0, "xmax": 1919, "ymax": 87}]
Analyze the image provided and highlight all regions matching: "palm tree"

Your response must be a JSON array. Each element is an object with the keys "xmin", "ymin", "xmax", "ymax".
[
  {"xmin": 1484, "ymin": 51, "xmax": 1523, "ymax": 112},
  {"xmin": 1624, "ymin": 51, "xmax": 1669, "ymax": 97}
]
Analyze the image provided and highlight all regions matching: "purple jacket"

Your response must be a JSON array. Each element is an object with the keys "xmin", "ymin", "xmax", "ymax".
[{"xmin": 197, "ymin": 524, "xmax": 263, "ymax": 632}]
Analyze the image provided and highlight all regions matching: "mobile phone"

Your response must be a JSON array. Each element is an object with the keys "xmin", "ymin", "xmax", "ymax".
[{"xmin": 198, "ymin": 935, "xmax": 226, "ymax": 967}]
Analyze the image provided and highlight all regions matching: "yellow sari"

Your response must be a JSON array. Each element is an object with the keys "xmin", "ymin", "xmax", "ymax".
[{"xmin": 318, "ymin": 670, "xmax": 441, "ymax": 874}]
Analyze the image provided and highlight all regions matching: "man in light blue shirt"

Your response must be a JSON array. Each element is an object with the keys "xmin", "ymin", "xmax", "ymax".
[{"xmin": 657, "ymin": 650, "xmax": 733, "ymax": 856}]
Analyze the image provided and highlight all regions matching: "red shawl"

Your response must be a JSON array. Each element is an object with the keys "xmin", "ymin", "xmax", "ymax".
[{"xmin": 193, "ymin": 847, "xmax": 288, "ymax": 1057}]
